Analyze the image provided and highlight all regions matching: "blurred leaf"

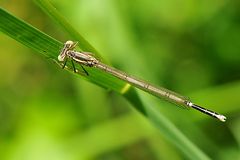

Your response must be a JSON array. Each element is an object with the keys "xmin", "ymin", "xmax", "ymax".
[
  {"xmin": 190, "ymin": 81, "xmax": 240, "ymax": 120},
  {"xmin": 0, "ymin": 6, "xmax": 211, "ymax": 160},
  {"xmin": 33, "ymin": 0, "xmax": 99, "ymax": 56}
]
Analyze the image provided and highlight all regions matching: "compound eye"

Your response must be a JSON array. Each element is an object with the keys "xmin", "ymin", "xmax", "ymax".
[
  {"xmin": 65, "ymin": 40, "xmax": 74, "ymax": 48},
  {"xmin": 65, "ymin": 40, "xmax": 74, "ymax": 45}
]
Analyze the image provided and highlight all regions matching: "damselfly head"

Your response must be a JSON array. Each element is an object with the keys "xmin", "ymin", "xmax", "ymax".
[
  {"xmin": 65, "ymin": 40, "xmax": 74, "ymax": 47},
  {"xmin": 58, "ymin": 40, "xmax": 78, "ymax": 61},
  {"xmin": 65, "ymin": 40, "xmax": 78, "ymax": 50}
]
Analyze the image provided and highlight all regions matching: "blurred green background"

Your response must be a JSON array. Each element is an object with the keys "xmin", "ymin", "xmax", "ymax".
[{"xmin": 0, "ymin": 0, "xmax": 240, "ymax": 159}]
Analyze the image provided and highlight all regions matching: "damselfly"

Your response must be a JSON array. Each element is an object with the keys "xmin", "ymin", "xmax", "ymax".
[{"xmin": 58, "ymin": 40, "xmax": 226, "ymax": 122}]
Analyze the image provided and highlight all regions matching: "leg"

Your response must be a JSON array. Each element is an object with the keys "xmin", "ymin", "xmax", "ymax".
[
  {"xmin": 62, "ymin": 58, "xmax": 68, "ymax": 69},
  {"xmin": 71, "ymin": 59, "xmax": 76, "ymax": 73},
  {"xmin": 80, "ymin": 64, "xmax": 89, "ymax": 76}
]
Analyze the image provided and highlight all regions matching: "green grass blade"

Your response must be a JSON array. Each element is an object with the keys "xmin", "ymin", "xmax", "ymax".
[
  {"xmin": 0, "ymin": 7, "xmax": 211, "ymax": 160},
  {"xmin": 143, "ymin": 98, "xmax": 211, "ymax": 160},
  {"xmin": 0, "ymin": 9, "xmax": 61, "ymax": 59}
]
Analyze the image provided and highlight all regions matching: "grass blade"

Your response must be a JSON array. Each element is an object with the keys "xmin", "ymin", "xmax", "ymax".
[{"xmin": 0, "ymin": 7, "xmax": 210, "ymax": 160}]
